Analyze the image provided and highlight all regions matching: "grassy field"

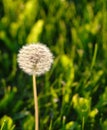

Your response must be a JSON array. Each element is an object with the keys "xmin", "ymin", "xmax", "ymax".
[{"xmin": 0, "ymin": 0, "xmax": 107, "ymax": 130}]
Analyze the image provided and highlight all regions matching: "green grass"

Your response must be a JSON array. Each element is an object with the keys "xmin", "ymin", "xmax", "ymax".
[{"xmin": 0, "ymin": 0, "xmax": 107, "ymax": 130}]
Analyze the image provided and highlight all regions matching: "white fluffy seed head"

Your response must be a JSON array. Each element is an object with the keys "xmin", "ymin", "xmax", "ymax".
[{"xmin": 17, "ymin": 43, "xmax": 53, "ymax": 76}]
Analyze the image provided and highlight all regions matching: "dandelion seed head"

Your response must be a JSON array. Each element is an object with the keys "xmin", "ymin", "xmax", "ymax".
[{"xmin": 17, "ymin": 43, "xmax": 53, "ymax": 76}]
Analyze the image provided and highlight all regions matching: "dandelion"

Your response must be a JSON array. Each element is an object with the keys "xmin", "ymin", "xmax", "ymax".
[
  {"xmin": 17, "ymin": 43, "xmax": 53, "ymax": 76},
  {"xmin": 17, "ymin": 43, "xmax": 53, "ymax": 130}
]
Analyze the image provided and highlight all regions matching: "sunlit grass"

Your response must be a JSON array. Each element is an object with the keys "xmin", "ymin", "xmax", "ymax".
[{"xmin": 0, "ymin": 0, "xmax": 107, "ymax": 130}]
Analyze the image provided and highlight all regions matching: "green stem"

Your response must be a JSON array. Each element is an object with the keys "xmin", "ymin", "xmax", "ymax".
[
  {"xmin": 91, "ymin": 44, "xmax": 98, "ymax": 70},
  {"xmin": 82, "ymin": 116, "xmax": 85, "ymax": 130}
]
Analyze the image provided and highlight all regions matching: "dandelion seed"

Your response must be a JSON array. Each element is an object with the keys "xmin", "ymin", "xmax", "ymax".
[{"xmin": 17, "ymin": 43, "xmax": 53, "ymax": 76}]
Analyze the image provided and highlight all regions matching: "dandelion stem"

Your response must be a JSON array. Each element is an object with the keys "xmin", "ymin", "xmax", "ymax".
[
  {"xmin": 33, "ymin": 75, "xmax": 39, "ymax": 130},
  {"xmin": 82, "ymin": 116, "xmax": 85, "ymax": 130}
]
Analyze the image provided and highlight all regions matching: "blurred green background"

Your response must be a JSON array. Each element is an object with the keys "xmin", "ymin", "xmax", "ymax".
[{"xmin": 0, "ymin": 0, "xmax": 107, "ymax": 130}]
